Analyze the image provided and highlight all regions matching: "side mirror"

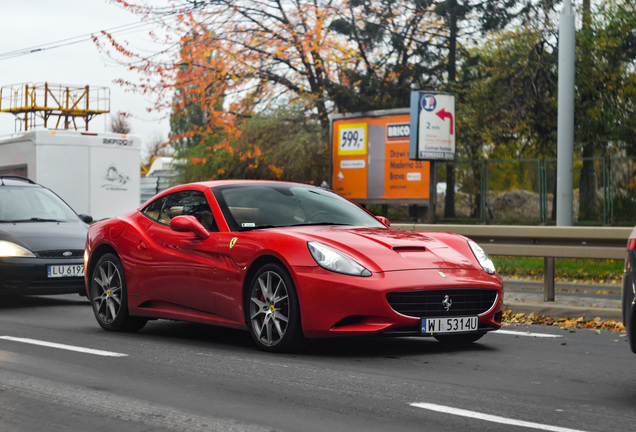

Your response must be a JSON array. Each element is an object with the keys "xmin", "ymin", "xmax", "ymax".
[
  {"xmin": 376, "ymin": 216, "xmax": 390, "ymax": 228},
  {"xmin": 79, "ymin": 214, "xmax": 93, "ymax": 224},
  {"xmin": 170, "ymin": 215, "xmax": 210, "ymax": 239}
]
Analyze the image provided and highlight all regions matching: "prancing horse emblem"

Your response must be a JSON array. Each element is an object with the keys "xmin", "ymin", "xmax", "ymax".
[{"xmin": 442, "ymin": 295, "xmax": 452, "ymax": 312}]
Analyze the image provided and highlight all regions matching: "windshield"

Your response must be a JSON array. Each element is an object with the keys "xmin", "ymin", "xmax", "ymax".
[
  {"xmin": 212, "ymin": 183, "xmax": 386, "ymax": 232},
  {"xmin": 0, "ymin": 186, "xmax": 80, "ymax": 222}
]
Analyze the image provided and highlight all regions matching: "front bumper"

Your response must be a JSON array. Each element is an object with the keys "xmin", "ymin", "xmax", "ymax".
[
  {"xmin": 0, "ymin": 257, "xmax": 85, "ymax": 295},
  {"xmin": 293, "ymin": 266, "xmax": 504, "ymax": 338}
]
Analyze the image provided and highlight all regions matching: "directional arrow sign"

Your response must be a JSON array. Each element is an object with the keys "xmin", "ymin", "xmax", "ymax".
[
  {"xmin": 435, "ymin": 108, "xmax": 454, "ymax": 135},
  {"xmin": 409, "ymin": 92, "xmax": 456, "ymax": 161}
]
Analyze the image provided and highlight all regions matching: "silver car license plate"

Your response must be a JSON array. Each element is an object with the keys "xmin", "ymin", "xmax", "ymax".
[
  {"xmin": 47, "ymin": 264, "xmax": 85, "ymax": 278},
  {"xmin": 421, "ymin": 316, "xmax": 478, "ymax": 334}
]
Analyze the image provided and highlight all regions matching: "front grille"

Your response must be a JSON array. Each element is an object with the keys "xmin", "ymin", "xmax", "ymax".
[
  {"xmin": 36, "ymin": 250, "xmax": 84, "ymax": 258},
  {"xmin": 386, "ymin": 288, "xmax": 498, "ymax": 318}
]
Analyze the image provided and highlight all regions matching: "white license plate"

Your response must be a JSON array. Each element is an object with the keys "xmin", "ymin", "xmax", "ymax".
[
  {"xmin": 421, "ymin": 316, "xmax": 478, "ymax": 334},
  {"xmin": 47, "ymin": 264, "xmax": 85, "ymax": 278}
]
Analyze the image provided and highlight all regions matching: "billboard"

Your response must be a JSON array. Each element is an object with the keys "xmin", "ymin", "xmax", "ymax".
[
  {"xmin": 330, "ymin": 109, "xmax": 429, "ymax": 201},
  {"xmin": 409, "ymin": 91, "xmax": 456, "ymax": 161}
]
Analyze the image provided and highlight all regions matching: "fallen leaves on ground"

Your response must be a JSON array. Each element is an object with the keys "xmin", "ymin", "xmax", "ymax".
[{"xmin": 503, "ymin": 310, "xmax": 625, "ymax": 332}]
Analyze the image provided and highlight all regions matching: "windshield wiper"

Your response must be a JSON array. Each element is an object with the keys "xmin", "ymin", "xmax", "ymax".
[
  {"xmin": 288, "ymin": 222, "xmax": 351, "ymax": 227},
  {"xmin": 3, "ymin": 218, "xmax": 63, "ymax": 223}
]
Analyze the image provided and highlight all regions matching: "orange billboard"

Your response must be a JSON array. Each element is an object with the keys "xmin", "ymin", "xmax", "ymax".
[{"xmin": 331, "ymin": 110, "xmax": 429, "ymax": 201}]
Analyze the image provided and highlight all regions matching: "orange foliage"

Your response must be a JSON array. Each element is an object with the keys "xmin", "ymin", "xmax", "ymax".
[{"xmin": 268, "ymin": 164, "xmax": 284, "ymax": 179}]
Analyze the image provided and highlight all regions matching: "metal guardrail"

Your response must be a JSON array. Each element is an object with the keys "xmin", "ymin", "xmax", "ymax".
[
  {"xmin": 140, "ymin": 175, "xmax": 175, "ymax": 205},
  {"xmin": 393, "ymin": 224, "xmax": 632, "ymax": 301}
]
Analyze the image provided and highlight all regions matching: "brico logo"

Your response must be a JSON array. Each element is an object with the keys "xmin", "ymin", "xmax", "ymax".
[
  {"xmin": 386, "ymin": 123, "xmax": 410, "ymax": 141},
  {"xmin": 103, "ymin": 138, "xmax": 130, "ymax": 146}
]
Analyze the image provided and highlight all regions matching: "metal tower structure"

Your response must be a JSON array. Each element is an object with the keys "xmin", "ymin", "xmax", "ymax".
[{"xmin": 0, "ymin": 82, "xmax": 110, "ymax": 131}]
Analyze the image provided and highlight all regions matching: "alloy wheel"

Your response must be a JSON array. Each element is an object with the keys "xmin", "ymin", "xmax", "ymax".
[
  {"xmin": 249, "ymin": 270, "xmax": 290, "ymax": 347},
  {"xmin": 92, "ymin": 259, "xmax": 123, "ymax": 325}
]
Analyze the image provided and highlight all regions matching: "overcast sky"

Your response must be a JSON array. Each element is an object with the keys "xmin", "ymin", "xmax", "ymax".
[{"xmin": 0, "ymin": 0, "xmax": 171, "ymax": 152}]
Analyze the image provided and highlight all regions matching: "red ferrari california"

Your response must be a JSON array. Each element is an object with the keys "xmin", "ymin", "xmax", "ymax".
[{"xmin": 84, "ymin": 180, "xmax": 503, "ymax": 352}]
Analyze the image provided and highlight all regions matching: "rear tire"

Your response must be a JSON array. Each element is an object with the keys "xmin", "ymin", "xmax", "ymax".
[
  {"xmin": 90, "ymin": 253, "xmax": 147, "ymax": 332},
  {"xmin": 629, "ymin": 307, "xmax": 636, "ymax": 354},
  {"xmin": 622, "ymin": 272, "xmax": 636, "ymax": 353},
  {"xmin": 247, "ymin": 263, "xmax": 303, "ymax": 352}
]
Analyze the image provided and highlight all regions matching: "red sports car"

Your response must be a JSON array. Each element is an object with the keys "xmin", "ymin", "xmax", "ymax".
[{"xmin": 84, "ymin": 180, "xmax": 503, "ymax": 352}]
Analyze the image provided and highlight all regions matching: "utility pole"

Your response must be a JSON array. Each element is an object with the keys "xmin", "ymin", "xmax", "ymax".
[
  {"xmin": 548, "ymin": 0, "xmax": 576, "ymax": 302},
  {"xmin": 556, "ymin": 0, "xmax": 575, "ymax": 227}
]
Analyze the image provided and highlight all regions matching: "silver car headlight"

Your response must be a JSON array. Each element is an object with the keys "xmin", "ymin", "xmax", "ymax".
[
  {"xmin": 468, "ymin": 240, "xmax": 496, "ymax": 274},
  {"xmin": 307, "ymin": 241, "xmax": 371, "ymax": 276},
  {"xmin": 0, "ymin": 240, "xmax": 36, "ymax": 257}
]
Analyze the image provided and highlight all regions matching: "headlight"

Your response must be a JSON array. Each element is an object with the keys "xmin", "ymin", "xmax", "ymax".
[
  {"xmin": 307, "ymin": 241, "xmax": 371, "ymax": 276},
  {"xmin": 468, "ymin": 240, "xmax": 496, "ymax": 274},
  {"xmin": 0, "ymin": 240, "xmax": 35, "ymax": 257}
]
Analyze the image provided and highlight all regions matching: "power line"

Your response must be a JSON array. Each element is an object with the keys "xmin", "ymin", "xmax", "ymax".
[{"xmin": 0, "ymin": 21, "xmax": 156, "ymax": 61}]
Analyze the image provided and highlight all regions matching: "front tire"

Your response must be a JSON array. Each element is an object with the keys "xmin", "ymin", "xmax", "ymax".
[
  {"xmin": 247, "ymin": 263, "xmax": 303, "ymax": 352},
  {"xmin": 90, "ymin": 253, "xmax": 147, "ymax": 332}
]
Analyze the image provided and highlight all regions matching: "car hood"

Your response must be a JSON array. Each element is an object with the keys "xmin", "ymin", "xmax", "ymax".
[
  {"xmin": 284, "ymin": 225, "xmax": 480, "ymax": 272},
  {"xmin": 0, "ymin": 221, "xmax": 88, "ymax": 252}
]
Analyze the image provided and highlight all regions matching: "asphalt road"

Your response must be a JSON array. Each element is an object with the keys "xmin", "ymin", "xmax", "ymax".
[{"xmin": 1, "ymin": 294, "xmax": 635, "ymax": 432}]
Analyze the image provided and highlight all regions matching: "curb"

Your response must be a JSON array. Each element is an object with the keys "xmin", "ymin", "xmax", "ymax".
[{"xmin": 502, "ymin": 277, "xmax": 623, "ymax": 322}]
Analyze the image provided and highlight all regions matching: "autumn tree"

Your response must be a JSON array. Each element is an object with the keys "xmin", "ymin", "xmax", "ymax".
[
  {"xmin": 456, "ymin": 0, "xmax": 636, "ymax": 223},
  {"xmin": 576, "ymin": 0, "xmax": 636, "ymax": 221},
  {"xmin": 459, "ymin": 22, "xmax": 558, "ymax": 160},
  {"xmin": 236, "ymin": 102, "xmax": 328, "ymax": 184},
  {"xmin": 326, "ymin": 0, "xmax": 442, "ymax": 112},
  {"xmin": 169, "ymin": 30, "xmax": 227, "ymax": 150},
  {"xmin": 144, "ymin": 134, "xmax": 171, "ymax": 164},
  {"xmin": 99, "ymin": 0, "xmax": 444, "ymax": 181},
  {"xmin": 179, "ymin": 101, "xmax": 328, "ymax": 183},
  {"xmin": 432, "ymin": 0, "xmax": 523, "ymax": 218},
  {"xmin": 456, "ymin": 20, "xmax": 558, "ymax": 219},
  {"xmin": 115, "ymin": 0, "xmax": 354, "ymax": 128},
  {"xmin": 109, "ymin": 112, "xmax": 132, "ymax": 134},
  {"xmin": 168, "ymin": 26, "xmax": 231, "ymax": 173}
]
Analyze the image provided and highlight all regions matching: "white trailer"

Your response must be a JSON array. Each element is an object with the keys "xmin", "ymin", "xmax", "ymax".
[{"xmin": 0, "ymin": 129, "xmax": 140, "ymax": 220}]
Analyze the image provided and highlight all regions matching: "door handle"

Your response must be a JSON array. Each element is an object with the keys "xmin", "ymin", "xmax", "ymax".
[{"xmin": 137, "ymin": 240, "xmax": 148, "ymax": 251}]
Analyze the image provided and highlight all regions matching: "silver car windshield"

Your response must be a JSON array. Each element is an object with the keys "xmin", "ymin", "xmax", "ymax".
[
  {"xmin": 212, "ymin": 183, "xmax": 385, "ymax": 231},
  {"xmin": 0, "ymin": 187, "xmax": 79, "ymax": 222}
]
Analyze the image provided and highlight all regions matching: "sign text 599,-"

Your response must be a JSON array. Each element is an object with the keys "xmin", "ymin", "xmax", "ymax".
[{"xmin": 338, "ymin": 123, "xmax": 367, "ymax": 156}]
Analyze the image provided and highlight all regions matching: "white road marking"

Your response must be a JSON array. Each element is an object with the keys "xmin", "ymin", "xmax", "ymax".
[
  {"xmin": 494, "ymin": 329, "xmax": 563, "ymax": 338},
  {"xmin": 410, "ymin": 402, "xmax": 587, "ymax": 432},
  {"xmin": 0, "ymin": 336, "xmax": 128, "ymax": 357}
]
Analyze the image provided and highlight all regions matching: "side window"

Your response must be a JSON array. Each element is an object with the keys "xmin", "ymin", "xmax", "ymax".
[
  {"xmin": 143, "ymin": 190, "xmax": 217, "ymax": 232},
  {"xmin": 141, "ymin": 197, "xmax": 166, "ymax": 223}
]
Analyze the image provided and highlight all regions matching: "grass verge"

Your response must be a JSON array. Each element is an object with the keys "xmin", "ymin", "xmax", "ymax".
[{"xmin": 492, "ymin": 256, "xmax": 624, "ymax": 284}]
